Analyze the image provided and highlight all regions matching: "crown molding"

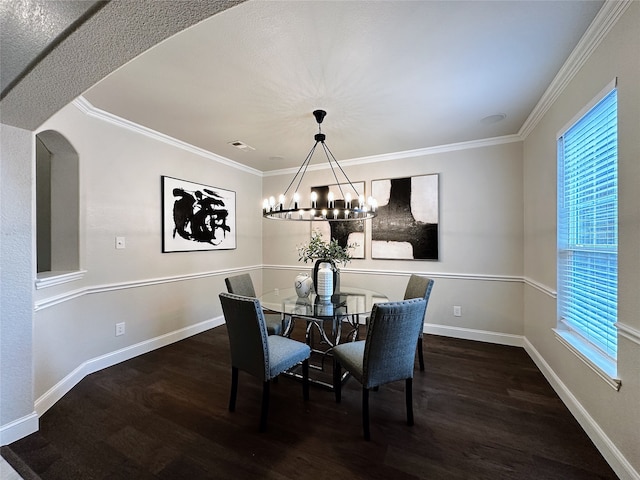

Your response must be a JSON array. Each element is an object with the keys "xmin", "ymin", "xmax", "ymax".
[
  {"xmin": 72, "ymin": 97, "xmax": 263, "ymax": 177},
  {"xmin": 519, "ymin": 0, "xmax": 633, "ymax": 139},
  {"xmin": 74, "ymin": 0, "xmax": 633, "ymax": 179},
  {"xmin": 263, "ymin": 134, "xmax": 522, "ymax": 178},
  {"xmin": 74, "ymin": 97, "xmax": 521, "ymax": 179}
]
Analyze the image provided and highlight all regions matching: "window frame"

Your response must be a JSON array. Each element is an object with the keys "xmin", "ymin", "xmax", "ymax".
[{"xmin": 555, "ymin": 79, "xmax": 620, "ymax": 389}]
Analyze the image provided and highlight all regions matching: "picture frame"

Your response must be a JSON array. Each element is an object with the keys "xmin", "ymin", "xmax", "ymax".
[
  {"xmin": 371, "ymin": 174, "xmax": 439, "ymax": 260},
  {"xmin": 310, "ymin": 182, "xmax": 365, "ymax": 259},
  {"xmin": 161, "ymin": 175, "xmax": 236, "ymax": 252}
]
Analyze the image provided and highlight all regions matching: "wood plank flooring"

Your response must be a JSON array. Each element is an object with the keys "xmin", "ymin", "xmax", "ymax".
[{"xmin": 2, "ymin": 324, "xmax": 619, "ymax": 479}]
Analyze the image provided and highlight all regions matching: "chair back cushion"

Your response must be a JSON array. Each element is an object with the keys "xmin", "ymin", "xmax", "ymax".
[
  {"xmin": 219, "ymin": 292, "xmax": 269, "ymax": 380},
  {"xmin": 404, "ymin": 274, "xmax": 434, "ymax": 302},
  {"xmin": 225, "ymin": 274, "xmax": 257, "ymax": 297},
  {"xmin": 363, "ymin": 298, "xmax": 427, "ymax": 388},
  {"xmin": 404, "ymin": 275, "xmax": 434, "ymax": 338}
]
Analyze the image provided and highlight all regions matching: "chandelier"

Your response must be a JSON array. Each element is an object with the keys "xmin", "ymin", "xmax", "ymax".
[{"xmin": 262, "ymin": 110, "xmax": 377, "ymax": 221}]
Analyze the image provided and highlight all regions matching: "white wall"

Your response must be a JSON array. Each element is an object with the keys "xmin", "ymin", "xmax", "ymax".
[
  {"xmin": 2, "ymin": 3, "xmax": 638, "ymax": 477},
  {"xmin": 262, "ymin": 140, "xmax": 525, "ymax": 344},
  {"xmin": 523, "ymin": 2, "xmax": 640, "ymax": 477},
  {"xmin": 0, "ymin": 0, "xmax": 239, "ymax": 447},
  {"xmin": 23, "ymin": 95, "xmax": 528, "ymax": 426},
  {"xmin": 31, "ymin": 101, "xmax": 265, "ymax": 403},
  {"xmin": 0, "ymin": 123, "xmax": 38, "ymax": 442}
]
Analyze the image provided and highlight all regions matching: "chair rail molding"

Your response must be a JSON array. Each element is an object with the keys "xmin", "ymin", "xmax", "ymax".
[
  {"xmin": 523, "ymin": 276, "xmax": 556, "ymax": 298},
  {"xmin": 264, "ymin": 264, "xmax": 523, "ymax": 284},
  {"xmin": 616, "ymin": 322, "xmax": 640, "ymax": 346},
  {"xmin": 34, "ymin": 265, "xmax": 261, "ymax": 311}
]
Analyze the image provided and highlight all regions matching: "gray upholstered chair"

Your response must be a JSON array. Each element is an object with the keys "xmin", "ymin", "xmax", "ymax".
[
  {"xmin": 219, "ymin": 292, "xmax": 310, "ymax": 432},
  {"xmin": 403, "ymin": 275, "xmax": 435, "ymax": 371},
  {"xmin": 364, "ymin": 274, "xmax": 434, "ymax": 371},
  {"xmin": 225, "ymin": 273, "xmax": 287, "ymax": 335},
  {"xmin": 333, "ymin": 298, "xmax": 427, "ymax": 440}
]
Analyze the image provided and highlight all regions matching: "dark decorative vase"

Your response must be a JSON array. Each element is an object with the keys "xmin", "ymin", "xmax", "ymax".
[{"xmin": 312, "ymin": 258, "xmax": 339, "ymax": 295}]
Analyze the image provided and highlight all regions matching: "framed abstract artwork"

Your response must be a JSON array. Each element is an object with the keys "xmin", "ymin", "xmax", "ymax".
[
  {"xmin": 311, "ymin": 182, "xmax": 365, "ymax": 259},
  {"xmin": 371, "ymin": 174, "xmax": 439, "ymax": 260},
  {"xmin": 161, "ymin": 176, "xmax": 236, "ymax": 252}
]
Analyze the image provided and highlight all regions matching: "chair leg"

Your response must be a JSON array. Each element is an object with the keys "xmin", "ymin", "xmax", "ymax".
[
  {"xmin": 259, "ymin": 380, "xmax": 270, "ymax": 432},
  {"xmin": 302, "ymin": 359, "xmax": 310, "ymax": 401},
  {"xmin": 417, "ymin": 338, "xmax": 424, "ymax": 371},
  {"xmin": 405, "ymin": 378, "xmax": 414, "ymax": 426},
  {"xmin": 362, "ymin": 387, "xmax": 371, "ymax": 441},
  {"xmin": 333, "ymin": 360, "xmax": 342, "ymax": 403},
  {"xmin": 229, "ymin": 367, "xmax": 238, "ymax": 412}
]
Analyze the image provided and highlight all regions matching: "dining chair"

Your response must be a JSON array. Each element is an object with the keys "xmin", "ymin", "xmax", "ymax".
[
  {"xmin": 332, "ymin": 298, "xmax": 427, "ymax": 440},
  {"xmin": 219, "ymin": 292, "xmax": 311, "ymax": 432},
  {"xmin": 225, "ymin": 273, "xmax": 287, "ymax": 335},
  {"xmin": 403, "ymin": 275, "xmax": 435, "ymax": 371},
  {"xmin": 365, "ymin": 274, "xmax": 434, "ymax": 371}
]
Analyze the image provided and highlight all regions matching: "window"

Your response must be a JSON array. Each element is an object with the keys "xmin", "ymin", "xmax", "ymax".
[{"xmin": 557, "ymin": 86, "xmax": 618, "ymax": 367}]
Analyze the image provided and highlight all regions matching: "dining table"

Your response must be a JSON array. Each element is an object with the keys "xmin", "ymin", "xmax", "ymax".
[{"xmin": 259, "ymin": 286, "xmax": 388, "ymax": 389}]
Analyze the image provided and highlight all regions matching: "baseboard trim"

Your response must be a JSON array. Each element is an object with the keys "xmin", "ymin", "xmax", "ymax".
[
  {"xmin": 0, "ymin": 412, "xmax": 38, "ymax": 446},
  {"xmin": 34, "ymin": 316, "xmax": 224, "ymax": 416},
  {"xmin": 6, "ymin": 318, "xmax": 637, "ymax": 479},
  {"xmin": 423, "ymin": 323, "xmax": 524, "ymax": 347},
  {"xmin": 524, "ymin": 338, "xmax": 639, "ymax": 480}
]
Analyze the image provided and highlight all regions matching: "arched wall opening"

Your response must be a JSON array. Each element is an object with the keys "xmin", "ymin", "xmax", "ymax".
[{"xmin": 35, "ymin": 130, "xmax": 79, "ymax": 275}]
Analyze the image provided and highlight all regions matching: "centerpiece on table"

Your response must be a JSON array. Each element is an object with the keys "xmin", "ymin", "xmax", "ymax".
[{"xmin": 296, "ymin": 229, "xmax": 358, "ymax": 298}]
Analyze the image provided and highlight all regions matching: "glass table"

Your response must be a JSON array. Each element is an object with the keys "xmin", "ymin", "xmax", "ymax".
[{"xmin": 260, "ymin": 287, "xmax": 388, "ymax": 389}]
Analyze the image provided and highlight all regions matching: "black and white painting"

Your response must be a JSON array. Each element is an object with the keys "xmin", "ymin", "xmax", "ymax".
[
  {"xmin": 371, "ymin": 174, "xmax": 439, "ymax": 260},
  {"xmin": 162, "ymin": 176, "xmax": 236, "ymax": 252},
  {"xmin": 311, "ymin": 182, "xmax": 365, "ymax": 259}
]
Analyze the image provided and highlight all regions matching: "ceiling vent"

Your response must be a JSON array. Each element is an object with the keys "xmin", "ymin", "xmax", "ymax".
[{"xmin": 228, "ymin": 140, "xmax": 255, "ymax": 151}]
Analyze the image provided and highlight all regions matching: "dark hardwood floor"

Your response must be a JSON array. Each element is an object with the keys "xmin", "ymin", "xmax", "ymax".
[{"xmin": 2, "ymin": 323, "xmax": 619, "ymax": 479}]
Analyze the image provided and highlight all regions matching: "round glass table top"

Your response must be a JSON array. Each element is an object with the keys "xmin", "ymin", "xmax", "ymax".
[{"xmin": 259, "ymin": 287, "xmax": 388, "ymax": 318}]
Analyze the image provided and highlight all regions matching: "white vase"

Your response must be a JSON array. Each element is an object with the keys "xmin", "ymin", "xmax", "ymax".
[
  {"xmin": 316, "ymin": 262, "xmax": 334, "ymax": 299},
  {"xmin": 294, "ymin": 273, "xmax": 313, "ymax": 298},
  {"xmin": 316, "ymin": 300, "xmax": 333, "ymax": 317}
]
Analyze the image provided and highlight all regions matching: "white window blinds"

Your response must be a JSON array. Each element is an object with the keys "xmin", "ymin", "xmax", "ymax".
[{"xmin": 557, "ymin": 88, "xmax": 618, "ymax": 359}]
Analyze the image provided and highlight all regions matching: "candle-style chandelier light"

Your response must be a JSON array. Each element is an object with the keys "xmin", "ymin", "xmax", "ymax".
[{"xmin": 262, "ymin": 110, "xmax": 377, "ymax": 221}]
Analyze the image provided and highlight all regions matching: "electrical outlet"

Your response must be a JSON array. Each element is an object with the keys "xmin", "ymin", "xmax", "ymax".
[
  {"xmin": 453, "ymin": 306, "xmax": 462, "ymax": 317},
  {"xmin": 115, "ymin": 236, "xmax": 126, "ymax": 249},
  {"xmin": 115, "ymin": 322, "xmax": 125, "ymax": 336}
]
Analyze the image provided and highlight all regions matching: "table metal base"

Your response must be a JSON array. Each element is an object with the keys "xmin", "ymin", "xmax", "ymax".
[{"xmin": 282, "ymin": 314, "xmax": 362, "ymax": 390}]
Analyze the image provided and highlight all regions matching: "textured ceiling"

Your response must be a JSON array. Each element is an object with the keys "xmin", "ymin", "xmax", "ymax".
[
  {"xmin": 0, "ymin": 0, "xmax": 244, "ymax": 130},
  {"xmin": 0, "ymin": 0, "xmax": 103, "ymax": 95},
  {"xmin": 6, "ymin": 1, "xmax": 605, "ymax": 173}
]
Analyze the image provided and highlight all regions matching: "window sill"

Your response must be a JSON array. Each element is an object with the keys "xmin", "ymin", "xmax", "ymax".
[
  {"xmin": 553, "ymin": 329, "xmax": 621, "ymax": 391},
  {"xmin": 35, "ymin": 270, "xmax": 86, "ymax": 289}
]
